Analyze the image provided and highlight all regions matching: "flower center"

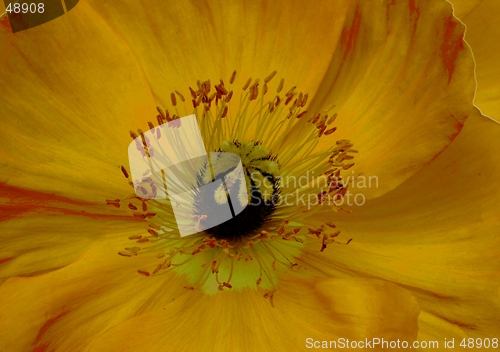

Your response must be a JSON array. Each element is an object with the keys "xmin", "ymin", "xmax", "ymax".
[
  {"xmin": 114, "ymin": 70, "xmax": 357, "ymax": 296},
  {"xmin": 197, "ymin": 141, "xmax": 280, "ymax": 243}
]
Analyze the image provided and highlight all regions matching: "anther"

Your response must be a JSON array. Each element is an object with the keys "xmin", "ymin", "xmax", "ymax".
[
  {"xmin": 175, "ymin": 90, "xmax": 185, "ymax": 102},
  {"xmin": 120, "ymin": 166, "xmax": 129, "ymax": 178},
  {"xmin": 324, "ymin": 127, "xmax": 337, "ymax": 135},
  {"xmin": 301, "ymin": 93, "xmax": 309, "ymax": 107},
  {"xmin": 297, "ymin": 111, "xmax": 307, "ymax": 119},
  {"xmin": 156, "ymin": 107, "xmax": 166, "ymax": 120},
  {"xmin": 230, "ymin": 70, "xmax": 237, "ymax": 84},
  {"xmin": 242, "ymin": 78, "xmax": 252, "ymax": 91},
  {"xmin": 189, "ymin": 87, "xmax": 197, "ymax": 99},
  {"xmin": 264, "ymin": 70, "xmax": 277, "ymax": 83},
  {"xmin": 277, "ymin": 78, "xmax": 284, "ymax": 93},
  {"xmin": 216, "ymin": 83, "xmax": 228, "ymax": 96},
  {"xmin": 285, "ymin": 86, "xmax": 296, "ymax": 97},
  {"xmin": 327, "ymin": 113, "xmax": 338, "ymax": 124},
  {"xmin": 249, "ymin": 84, "xmax": 259, "ymax": 100},
  {"xmin": 106, "ymin": 199, "xmax": 120, "ymax": 207},
  {"xmin": 284, "ymin": 95, "xmax": 294, "ymax": 105},
  {"xmin": 170, "ymin": 93, "xmax": 177, "ymax": 106},
  {"xmin": 148, "ymin": 229, "xmax": 159, "ymax": 238},
  {"xmin": 129, "ymin": 130, "xmax": 138, "ymax": 140},
  {"xmin": 318, "ymin": 124, "xmax": 327, "ymax": 137}
]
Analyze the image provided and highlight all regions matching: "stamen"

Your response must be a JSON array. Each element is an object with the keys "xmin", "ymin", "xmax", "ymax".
[
  {"xmin": 263, "ymin": 84, "xmax": 268, "ymax": 96},
  {"xmin": 189, "ymin": 87, "xmax": 197, "ymax": 99},
  {"xmin": 120, "ymin": 166, "xmax": 129, "ymax": 179},
  {"xmin": 327, "ymin": 113, "xmax": 338, "ymax": 124},
  {"xmin": 277, "ymin": 78, "xmax": 284, "ymax": 93},
  {"xmin": 324, "ymin": 127, "xmax": 337, "ymax": 135},
  {"xmin": 285, "ymin": 86, "xmax": 296, "ymax": 97},
  {"xmin": 106, "ymin": 199, "xmax": 120, "ymax": 208},
  {"xmin": 264, "ymin": 70, "xmax": 277, "ymax": 83},
  {"xmin": 297, "ymin": 111, "xmax": 307, "ymax": 119},
  {"xmin": 224, "ymin": 91, "xmax": 233, "ymax": 102},
  {"xmin": 118, "ymin": 69, "xmax": 356, "ymax": 295},
  {"xmin": 242, "ymin": 78, "xmax": 252, "ymax": 91},
  {"xmin": 229, "ymin": 70, "xmax": 237, "ymax": 84},
  {"xmin": 301, "ymin": 93, "xmax": 309, "ymax": 107},
  {"xmin": 175, "ymin": 90, "xmax": 185, "ymax": 102}
]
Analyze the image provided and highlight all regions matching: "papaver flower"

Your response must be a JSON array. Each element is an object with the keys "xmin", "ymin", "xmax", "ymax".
[{"xmin": 0, "ymin": 0, "xmax": 498, "ymax": 351}]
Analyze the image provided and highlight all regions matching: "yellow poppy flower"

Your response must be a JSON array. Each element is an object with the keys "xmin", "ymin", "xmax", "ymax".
[{"xmin": 0, "ymin": 0, "xmax": 498, "ymax": 351}]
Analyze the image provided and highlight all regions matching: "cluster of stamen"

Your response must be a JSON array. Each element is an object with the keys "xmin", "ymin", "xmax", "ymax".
[{"xmin": 108, "ymin": 70, "xmax": 356, "ymax": 295}]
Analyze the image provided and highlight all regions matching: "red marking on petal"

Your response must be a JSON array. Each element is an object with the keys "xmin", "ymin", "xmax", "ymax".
[
  {"xmin": 0, "ymin": 257, "xmax": 14, "ymax": 265},
  {"xmin": 408, "ymin": 0, "xmax": 420, "ymax": 33},
  {"xmin": 386, "ymin": 0, "xmax": 396, "ymax": 23},
  {"xmin": 0, "ymin": 183, "xmax": 134, "ymax": 222},
  {"xmin": 32, "ymin": 342, "xmax": 52, "ymax": 352},
  {"xmin": 340, "ymin": 7, "xmax": 362, "ymax": 60},
  {"xmin": 32, "ymin": 311, "xmax": 69, "ymax": 346},
  {"xmin": 440, "ymin": 15, "xmax": 465, "ymax": 82},
  {"xmin": 448, "ymin": 119, "xmax": 464, "ymax": 142},
  {"xmin": 1, "ymin": 15, "xmax": 12, "ymax": 32}
]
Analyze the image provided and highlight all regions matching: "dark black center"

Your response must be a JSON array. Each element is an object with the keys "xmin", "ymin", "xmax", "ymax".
[{"xmin": 193, "ymin": 165, "xmax": 279, "ymax": 243}]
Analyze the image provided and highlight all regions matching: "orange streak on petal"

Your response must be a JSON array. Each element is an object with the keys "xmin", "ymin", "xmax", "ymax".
[
  {"xmin": 32, "ymin": 312, "xmax": 69, "ymax": 346},
  {"xmin": 340, "ymin": 7, "xmax": 362, "ymax": 60},
  {"xmin": 440, "ymin": 15, "xmax": 465, "ymax": 82},
  {"xmin": 0, "ymin": 257, "xmax": 14, "ymax": 265},
  {"xmin": 448, "ymin": 119, "xmax": 465, "ymax": 142},
  {"xmin": 409, "ymin": 0, "xmax": 421, "ymax": 33},
  {"xmin": 0, "ymin": 15, "xmax": 12, "ymax": 32},
  {"xmin": 0, "ymin": 183, "xmax": 133, "ymax": 221},
  {"xmin": 32, "ymin": 342, "xmax": 53, "ymax": 352}
]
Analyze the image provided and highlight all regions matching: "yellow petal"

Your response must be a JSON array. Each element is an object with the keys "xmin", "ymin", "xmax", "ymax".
[
  {"xmin": 96, "ymin": 0, "xmax": 473, "ymax": 199},
  {"xmin": 449, "ymin": 0, "xmax": 500, "ymax": 122},
  {"xmin": 89, "ymin": 278, "xmax": 418, "ymax": 351},
  {"xmin": 310, "ymin": 0, "xmax": 475, "ymax": 198},
  {"xmin": 84, "ymin": 0, "xmax": 352, "ymax": 107},
  {"xmin": 0, "ymin": 236, "xmax": 187, "ymax": 351},
  {"xmin": 306, "ymin": 110, "xmax": 500, "ymax": 337},
  {"xmin": 1, "ymin": 0, "xmax": 476, "ymax": 203},
  {"xmin": 0, "ymin": 210, "xmax": 142, "ymax": 282},
  {"xmin": 0, "ymin": 2, "xmax": 157, "ymax": 202}
]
